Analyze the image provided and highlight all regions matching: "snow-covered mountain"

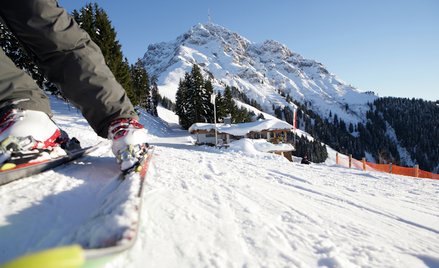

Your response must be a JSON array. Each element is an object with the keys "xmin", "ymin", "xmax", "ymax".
[{"xmin": 143, "ymin": 23, "xmax": 377, "ymax": 125}]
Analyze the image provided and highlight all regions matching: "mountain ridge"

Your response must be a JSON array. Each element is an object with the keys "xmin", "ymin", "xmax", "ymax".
[{"xmin": 142, "ymin": 23, "xmax": 377, "ymax": 126}]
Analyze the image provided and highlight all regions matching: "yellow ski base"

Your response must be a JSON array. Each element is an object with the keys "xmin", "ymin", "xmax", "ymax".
[
  {"xmin": 1, "ymin": 245, "xmax": 84, "ymax": 268},
  {"xmin": 0, "ymin": 163, "xmax": 16, "ymax": 171}
]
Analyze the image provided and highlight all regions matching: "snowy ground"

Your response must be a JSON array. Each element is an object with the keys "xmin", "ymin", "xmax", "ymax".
[{"xmin": 0, "ymin": 97, "xmax": 438, "ymax": 267}]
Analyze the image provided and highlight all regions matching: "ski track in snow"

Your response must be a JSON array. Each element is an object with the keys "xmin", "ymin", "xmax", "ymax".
[
  {"xmin": 114, "ymin": 143, "xmax": 438, "ymax": 268},
  {"xmin": 0, "ymin": 96, "xmax": 438, "ymax": 267}
]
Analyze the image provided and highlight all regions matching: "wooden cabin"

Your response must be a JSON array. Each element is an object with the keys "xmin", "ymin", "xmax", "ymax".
[{"xmin": 188, "ymin": 119, "xmax": 295, "ymax": 160}]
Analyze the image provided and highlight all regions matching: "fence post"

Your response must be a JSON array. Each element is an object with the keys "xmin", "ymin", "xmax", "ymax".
[
  {"xmin": 362, "ymin": 158, "xmax": 366, "ymax": 171},
  {"xmin": 336, "ymin": 153, "xmax": 339, "ymax": 165},
  {"xmin": 415, "ymin": 164, "xmax": 419, "ymax": 178},
  {"xmin": 349, "ymin": 154, "xmax": 352, "ymax": 168},
  {"xmin": 389, "ymin": 163, "xmax": 393, "ymax": 174}
]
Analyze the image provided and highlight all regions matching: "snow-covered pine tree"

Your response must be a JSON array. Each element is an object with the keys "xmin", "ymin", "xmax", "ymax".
[{"xmin": 175, "ymin": 64, "xmax": 215, "ymax": 128}]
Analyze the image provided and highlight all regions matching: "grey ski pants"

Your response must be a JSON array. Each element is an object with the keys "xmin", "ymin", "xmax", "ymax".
[{"xmin": 0, "ymin": 0, "xmax": 137, "ymax": 137}]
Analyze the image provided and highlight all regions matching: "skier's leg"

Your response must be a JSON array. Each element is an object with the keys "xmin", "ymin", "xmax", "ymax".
[
  {"xmin": 0, "ymin": 0, "xmax": 137, "ymax": 138},
  {"xmin": 0, "ymin": 48, "xmax": 52, "ymax": 115},
  {"xmin": 0, "ymin": 47, "xmax": 62, "ymax": 150},
  {"xmin": 0, "ymin": 46, "xmax": 61, "ymax": 152}
]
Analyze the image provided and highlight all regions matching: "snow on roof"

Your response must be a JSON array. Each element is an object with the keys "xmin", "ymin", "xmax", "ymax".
[
  {"xmin": 189, "ymin": 119, "xmax": 293, "ymax": 136},
  {"xmin": 229, "ymin": 138, "xmax": 295, "ymax": 154}
]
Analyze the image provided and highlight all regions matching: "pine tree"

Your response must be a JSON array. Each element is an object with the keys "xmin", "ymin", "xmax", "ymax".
[
  {"xmin": 348, "ymin": 123, "xmax": 354, "ymax": 133},
  {"xmin": 130, "ymin": 59, "xmax": 149, "ymax": 107},
  {"xmin": 369, "ymin": 97, "xmax": 439, "ymax": 171},
  {"xmin": 176, "ymin": 64, "xmax": 239, "ymax": 128},
  {"xmin": 181, "ymin": 64, "xmax": 214, "ymax": 124},
  {"xmin": 150, "ymin": 75, "xmax": 159, "ymax": 116},
  {"xmin": 203, "ymin": 79, "xmax": 214, "ymax": 122},
  {"xmin": 215, "ymin": 92, "xmax": 226, "ymax": 121},
  {"xmin": 292, "ymin": 134, "xmax": 327, "ymax": 163},
  {"xmin": 188, "ymin": 64, "xmax": 206, "ymax": 123},
  {"xmin": 214, "ymin": 85, "xmax": 252, "ymax": 123},
  {"xmin": 175, "ymin": 76, "xmax": 191, "ymax": 129},
  {"xmin": 223, "ymin": 86, "xmax": 235, "ymax": 116},
  {"xmin": 233, "ymin": 107, "xmax": 252, "ymax": 123}
]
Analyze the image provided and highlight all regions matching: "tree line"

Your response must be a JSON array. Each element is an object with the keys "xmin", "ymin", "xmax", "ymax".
[
  {"xmin": 370, "ymin": 97, "xmax": 439, "ymax": 172},
  {"xmin": 276, "ymin": 94, "xmax": 438, "ymax": 172},
  {"xmin": 277, "ymin": 100, "xmax": 399, "ymax": 166}
]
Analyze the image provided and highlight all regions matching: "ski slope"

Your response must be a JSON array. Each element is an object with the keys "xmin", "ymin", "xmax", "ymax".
[{"xmin": 0, "ymin": 97, "xmax": 438, "ymax": 267}]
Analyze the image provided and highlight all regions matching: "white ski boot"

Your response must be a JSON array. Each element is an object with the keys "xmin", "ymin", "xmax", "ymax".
[
  {"xmin": 108, "ymin": 118, "xmax": 149, "ymax": 172},
  {"xmin": 0, "ymin": 109, "xmax": 66, "ymax": 164}
]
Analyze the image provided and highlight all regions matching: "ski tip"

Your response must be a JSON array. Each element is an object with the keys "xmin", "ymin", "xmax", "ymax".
[
  {"xmin": 1, "ymin": 245, "xmax": 84, "ymax": 268},
  {"xmin": 0, "ymin": 163, "xmax": 16, "ymax": 171},
  {"xmin": 135, "ymin": 164, "xmax": 142, "ymax": 173}
]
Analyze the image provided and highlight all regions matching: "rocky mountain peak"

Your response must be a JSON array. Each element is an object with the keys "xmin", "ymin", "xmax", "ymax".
[{"xmin": 142, "ymin": 23, "xmax": 377, "ymax": 125}]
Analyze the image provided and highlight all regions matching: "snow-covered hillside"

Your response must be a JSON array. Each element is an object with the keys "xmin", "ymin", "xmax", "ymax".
[
  {"xmin": 143, "ymin": 23, "xmax": 377, "ymax": 125},
  {"xmin": 0, "ymin": 97, "xmax": 438, "ymax": 267}
]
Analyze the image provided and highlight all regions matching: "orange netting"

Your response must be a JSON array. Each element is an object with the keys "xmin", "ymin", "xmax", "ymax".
[
  {"xmin": 335, "ymin": 153, "xmax": 438, "ymax": 180},
  {"xmin": 351, "ymin": 158, "xmax": 365, "ymax": 170},
  {"xmin": 336, "ymin": 155, "xmax": 367, "ymax": 170},
  {"xmin": 419, "ymin": 170, "xmax": 439, "ymax": 180},
  {"xmin": 365, "ymin": 162, "xmax": 391, "ymax": 173},
  {"xmin": 391, "ymin": 165, "xmax": 417, "ymax": 177},
  {"xmin": 336, "ymin": 154, "xmax": 350, "ymax": 167}
]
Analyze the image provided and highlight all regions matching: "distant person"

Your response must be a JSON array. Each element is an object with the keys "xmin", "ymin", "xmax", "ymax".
[
  {"xmin": 0, "ymin": 0, "xmax": 148, "ymax": 171},
  {"xmin": 301, "ymin": 155, "xmax": 311, "ymax": 165}
]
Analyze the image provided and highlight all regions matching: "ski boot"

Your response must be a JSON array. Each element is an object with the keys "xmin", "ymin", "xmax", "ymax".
[
  {"xmin": 108, "ymin": 118, "xmax": 149, "ymax": 172},
  {"xmin": 0, "ymin": 109, "xmax": 74, "ymax": 166}
]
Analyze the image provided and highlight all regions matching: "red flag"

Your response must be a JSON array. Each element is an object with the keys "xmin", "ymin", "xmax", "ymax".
[{"xmin": 293, "ymin": 109, "xmax": 297, "ymax": 129}]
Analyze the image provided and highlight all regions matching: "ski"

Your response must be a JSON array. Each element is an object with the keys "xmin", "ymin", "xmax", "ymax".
[
  {"xmin": 0, "ymin": 144, "xmax": 99, "ymax": 186},
  {"xmin": 83, "ymin": 146, "xmax": 155, "ymax": 261},
  {"xmin": 0, "ymin": 146, "xmax": 155, "ymax": 268}
]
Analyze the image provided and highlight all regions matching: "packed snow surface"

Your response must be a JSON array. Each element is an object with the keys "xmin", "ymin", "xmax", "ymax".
[{"xmin": 0, "ymin": 97, "xmax": 438, "ymax": 267}]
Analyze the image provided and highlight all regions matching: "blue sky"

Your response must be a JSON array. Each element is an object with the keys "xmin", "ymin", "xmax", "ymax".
[{"xmin": 60, "ymin": 0, "xmax": 439, "ymax": 101}]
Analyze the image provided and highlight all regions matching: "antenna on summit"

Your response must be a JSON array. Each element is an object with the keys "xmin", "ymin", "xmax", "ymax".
[{"xmin": 208, "ymin": 8, "xmax": 212, "ymax": 24}]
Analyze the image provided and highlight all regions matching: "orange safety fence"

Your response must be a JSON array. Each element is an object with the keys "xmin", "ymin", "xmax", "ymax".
[
  {"xmin": 419, "ymin": 170, "xmax": 439, "ymax": 180},
  {"xmin": 391, "ymin": 165, "xmax": 417, "ymax": 177},
  {"xmin": 336, "ymin": 154, "xmax": 368, "ymax": 170},
  {"xmin": 335, "ymin": 153, "xmax": 439, "ymax": 180},
  {"xmin": 364, "ymin": 162, "xmax": 391, "ymax": 173},
  {"xmin": 351, "ymin": 158, "xmax": 364, "ymax": 170},
  {"xmin": 336, "ymin": 153, "xmax": 350, "ymax": 168}
]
